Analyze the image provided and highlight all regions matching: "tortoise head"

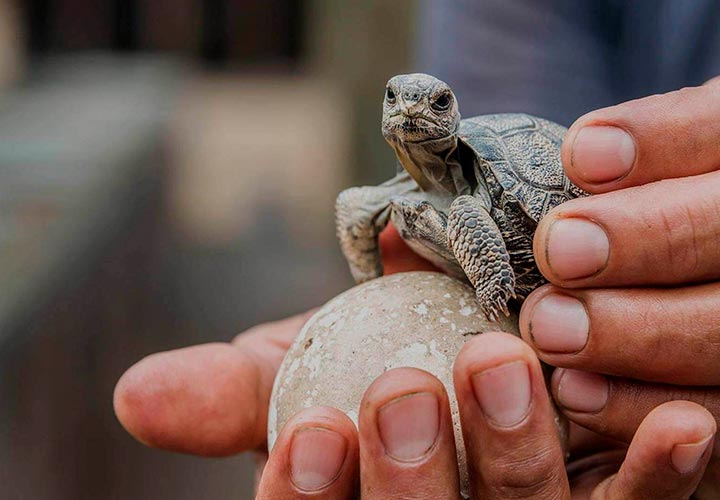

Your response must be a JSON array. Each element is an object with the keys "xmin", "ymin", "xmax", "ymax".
[{"xmin": 381, "ymin": 73, "xmax": 460, "ymax": 145}]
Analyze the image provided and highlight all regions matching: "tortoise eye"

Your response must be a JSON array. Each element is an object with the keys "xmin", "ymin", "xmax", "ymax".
[
  {"xmin": 386, "ymin": 87, "xmax": 396, "ymax": 103},
  {"xmin": 431, "ymin": 92, "xmax": 452, "ymax": 112}
]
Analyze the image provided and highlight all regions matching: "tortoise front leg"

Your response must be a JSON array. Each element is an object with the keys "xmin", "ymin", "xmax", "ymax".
[
  {"xmin": 390, "ymin": 199, "xmax": 455, "ymax": 262},
  {"xmin": 335, "ymin": 173, "xmax": 417, "ymax": 283},
  {"xmin": 448, "ymin": 195, "xmax": 516, "ymax": 321}
]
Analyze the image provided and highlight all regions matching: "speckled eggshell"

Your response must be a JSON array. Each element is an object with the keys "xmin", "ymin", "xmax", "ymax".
[{"xmin": 268, "ymin": 271, "xmax": 566, "ymax": 495}]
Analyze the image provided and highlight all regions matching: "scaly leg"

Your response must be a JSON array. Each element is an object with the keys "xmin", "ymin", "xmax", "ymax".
[
  {"xmin": 448, "ymin": 195, "xmax": 516, "ymax": 321},
  {"xmin": 335, "ymin": 172, "xmax": 417, "ymax": 283}
]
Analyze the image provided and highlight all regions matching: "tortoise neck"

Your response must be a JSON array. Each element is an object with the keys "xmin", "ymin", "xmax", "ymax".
[{"xmin": 393, "ymin": 134, "xmax": 470, "ymax": 195}]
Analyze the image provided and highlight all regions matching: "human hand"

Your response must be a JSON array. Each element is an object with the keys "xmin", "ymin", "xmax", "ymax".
[
  {"xmin": 114, "ymin": 219, "xmax": 714, "ymax": 498},
  {"xmin": 257, "ymin": 333, "xmax": 715, "ymax": 499},
  {"xmin": 518, "ymin": 79, "xmax": 720, "ymax": 468},
  {"xmin": 113, "ymin": 227, "xmax": 435, "ymax": 456}
]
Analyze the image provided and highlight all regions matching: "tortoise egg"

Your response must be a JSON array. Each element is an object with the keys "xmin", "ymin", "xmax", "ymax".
[{"xmin": 268, "ymin": 271, "xmax": 564, "ymax": 496}]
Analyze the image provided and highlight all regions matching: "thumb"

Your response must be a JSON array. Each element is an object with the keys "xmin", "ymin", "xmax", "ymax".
[{"xmin": 114, "ymin": 312, "xmax": 311, "ymax": 456}]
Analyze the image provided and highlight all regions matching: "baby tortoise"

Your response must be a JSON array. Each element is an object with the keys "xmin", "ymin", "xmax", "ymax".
[{"xmin": 336, "ymin": 73, "xmax": 588, "ymax": 320}]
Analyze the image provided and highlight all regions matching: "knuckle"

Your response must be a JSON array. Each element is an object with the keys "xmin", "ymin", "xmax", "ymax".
[
  {"xmin": 648, "ymin": 201, "xmax": 708, "ymax": 280},
  {"xmin": 589, "ymin": 474, "xmax": 617, "ymax": 500},
  {"xmin": 364, "ymin": 469, "xmax": 449, "ymax": 500},
  {"xmin": 486, "ymin": 442, "xmax": 565, "ymax": 499},
  {"xmin": 667, "ymin": 85, "xmax": 703, "ymax": 104}
]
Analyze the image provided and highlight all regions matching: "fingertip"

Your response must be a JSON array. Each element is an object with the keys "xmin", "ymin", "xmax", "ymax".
[
  {"xmin": 453, "ymin": 331, "xmax": 546, "ymax": 432},
  {"xmin": 454, "ymin": 331, "xmax": 537, "ymax": 379},
  {"xmin": 359, "ymin": 367, "xmax": 448, "ymax": 464},
  {"xmin": 531, "ymin": 211, "xmax": 556, "ymax": 284},
  {"xmin": 113, "ymin": 359, "xmax": 155, "ymax": 447},
  {"xmin": 564, "ymin": 85, "xmax": 720, "ymax": 193},
  {"xmin": 453, "ymin": 331, "xmax": 569, "ymax": 497},
  {"xmin": 549, "ymin": 367, "xmax": 564, "ymax": 397},
  {"xmin": 561, "ymin": 112, "xmax": 632, "ymax": 191},
  {"xmin": 560, "ymin": 119, "xmax": 579, "ymax": 185},
  {"xmin": 573, "ymin": 126, "xmax": 637, "ymax": 186},
  {"xmin": 518, "ymin": 285, "xmax": 556, "ymax": 345},
  {"xmin": 113, "ymin": 348, "xmax": 192, "ymax": 450},
  {"xmin": 113, "ymin": 343, "xmax": 263, "ymax": 456},
  {"xmin": 361, "ymin": 367, "xmax": 445, "ymax": 407},
  {"xmin": 260, "ymin": 406, "xmax": 359, "ymax": 497},
  {"xmin": 281, "ymin": 406, "xmax": 359, "ymax": 442},
  {"xmin": 630, "ymin": 400, "xmax": 716, "ymax": 478},
  {"xmin": 641, "ymin": 401, "xmax": 717, "ymax": 449},
  {"xmin": 356, "ymin": 368, "xmax": 461, "ymax": 498},
  {"xmin": 603, "ymin": 400, "xmax": 716, "ymax": 498}
]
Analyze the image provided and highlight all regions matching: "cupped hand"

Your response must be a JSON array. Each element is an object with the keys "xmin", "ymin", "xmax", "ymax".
[
  {"xmin": 113, "ymin": 219, "xmax": 715, "ymax": 497},
  {"xmin": 113, "ymin": 225, "xmax": 434, "ymax": 457},
  {"xmin": 113, "ymin": 77, "xmax": 720, "ymax": 496},
  {"xmin": 257, "ymin": 333, "xmax": 715, "ymax": 499},
  {"xmin": 519, "ymin": 78, "xmax": 720, "ymax": 454}
]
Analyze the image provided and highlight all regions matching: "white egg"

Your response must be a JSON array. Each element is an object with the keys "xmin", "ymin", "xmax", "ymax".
[{"xmin": 269, "ymin": 271, "xmax": 566, "ymax": 496}]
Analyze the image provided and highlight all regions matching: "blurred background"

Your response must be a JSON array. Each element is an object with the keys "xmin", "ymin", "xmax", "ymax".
[{"xmin": 0, "ymin": 1, "xmax": 419, "ymax": 498}]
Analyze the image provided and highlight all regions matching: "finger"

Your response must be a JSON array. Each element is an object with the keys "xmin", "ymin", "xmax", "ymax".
[
  {"xmin": 357, "ymin": 367, "xmax": 460, "ymax": 500},
  {"xmin": 256, "ymin": 406, "xmax": 359, "ymax": 499},
  {"xmin": 564, "ymin": 450, "xmax": 625, "ymax": 498},
  {"xmin": 379, "ymin": 222, "xmax": 440, "ymax": 274},
  {"xmin": 550, "ymin": 368, "xmax": 720, "ymax": 451},
  {"xmin": 520, "ymin": 283, "xmax": 720, "ymax": 385},
  {"xmin": 453, "ymin": 332, "xmax": 569, "ymax": 499},
  {"xmin": 561, "ymin": 83, "xmax": 720, "ymax": 191},
  {"xmin": 593, "ymin": 401, "xmax": 715, "ymax": 499},
  {"xmin": 113, "ymin": 312, "xmax": 311, "ymax": 455},
  {"xmin": 533, "ymin": 172, "xmax": 720, "ymax": 287}
]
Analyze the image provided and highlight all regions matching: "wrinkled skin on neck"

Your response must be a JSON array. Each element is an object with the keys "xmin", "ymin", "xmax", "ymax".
[{"xmin": 391, "ymin": 134, "xmax": 471, "ymax": 197}]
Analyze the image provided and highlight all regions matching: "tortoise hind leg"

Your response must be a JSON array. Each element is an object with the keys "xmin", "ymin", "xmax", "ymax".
[{"xmin": 448, "ymin": 195, "xmax": 516, "ymax": 321}]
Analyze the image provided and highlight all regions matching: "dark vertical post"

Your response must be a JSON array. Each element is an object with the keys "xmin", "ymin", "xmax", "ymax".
[
  {"xmin": 114, "ymin": 0, "xmax": 138, "ymax": 51},
  {"xmin": 285, "ymin": 0, "xmax": 304, "ymax": 62},
  {"xmin": 26, "ymin": 0, "xmax": 53, "ymax": 53},
  {"xmin": 201, "ymin": 0, "xmax": 228, "ymax": 64}
]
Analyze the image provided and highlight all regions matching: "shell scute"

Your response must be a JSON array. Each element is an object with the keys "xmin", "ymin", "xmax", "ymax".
[{"xmin": 459, "ymin": 113, "xmax": 584, "ymax": 223}]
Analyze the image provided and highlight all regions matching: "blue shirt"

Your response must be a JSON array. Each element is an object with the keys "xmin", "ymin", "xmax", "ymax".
[{"xmin": 418, "ymin": 0, "xmax": 720, "ymax": 126}]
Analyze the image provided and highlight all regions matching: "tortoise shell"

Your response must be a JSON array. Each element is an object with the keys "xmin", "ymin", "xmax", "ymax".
[{"xmin": 458, "ymin": 113, "xmax": 587, "ymax": 224}]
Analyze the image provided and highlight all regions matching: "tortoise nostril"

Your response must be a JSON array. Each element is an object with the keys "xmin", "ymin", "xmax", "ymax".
[{"xmin": 403, "ymin": 91, "xmax": 420, "ymax": 102}]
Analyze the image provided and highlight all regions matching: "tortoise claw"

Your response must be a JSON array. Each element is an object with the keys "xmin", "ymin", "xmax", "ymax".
[{"xmin": 477, "ymin": 293, "xmax": 512, "ymax": 323}]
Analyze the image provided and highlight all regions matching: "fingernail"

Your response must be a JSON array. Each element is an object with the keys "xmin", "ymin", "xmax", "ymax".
[
  {"xmin": 529, "ymin": 294, "xmax": 589, "ymax": 353},
  {"xmin": 546, "ymin": 218, "xmax": 609, "ymax": 281},
  {"xmin": 378, "ymin": 392, "xmax": 439, "ymax": 461},
  {"xmin": 472, "ymin": 361, "xmax": 531, "ymax": 427},
  {"xmin": 290, "ymin": 427, "xmax": 347, "ymax": 491},
  {"xmin": 672, "ymin": 434, "xmax": 713, "ymax": 474},
  {"xmin": 555, "ymin": 369, "xmax": 608, "ymax": 413},
  {"xmin": 572, "ymin": 126, "xmax": 636, "ymax": 183}
]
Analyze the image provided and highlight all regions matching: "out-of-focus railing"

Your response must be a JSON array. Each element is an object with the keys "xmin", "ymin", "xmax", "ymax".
[{"xmin": 0, "ymin": 54, "xmax": 180, "ymax": 341}]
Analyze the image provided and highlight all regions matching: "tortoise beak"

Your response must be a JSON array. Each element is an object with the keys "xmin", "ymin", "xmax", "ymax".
[
  {"xmin": 399, "ymin": 87, "xmax": 424, "ymax": 117},
  {"xmin": 399, "ymin": 101, "xmax": 424, "ymax": 118}
]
